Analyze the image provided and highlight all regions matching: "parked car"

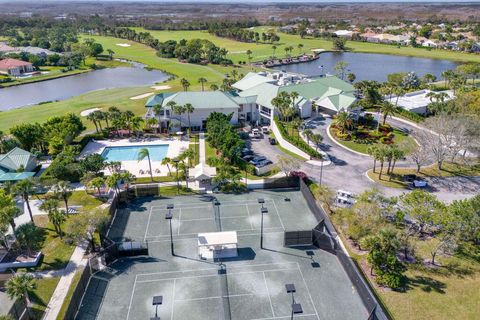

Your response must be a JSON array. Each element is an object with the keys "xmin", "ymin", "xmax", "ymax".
[
  {"xmin": 403, "ymin": 174, "xmax": 417, "ymax": 182},
  {"xmin": 249, "ymin": 156, "xmax": 267, "ymax": 165},
  {"xmin": 242, "ymin": 155, "xmax": 255, "ymax": 162},
  {"xmin": 261, "ymin": 126, "xmax": 270, "ymax": 134},
  {"xmin": 251, "ymin": 128, "xmax": 261, "ymax": 138},
  {"xmin": 241, "ymin": 148, "xmax": 254, "ymax": 156},
  {"xmin": 256, "ymin": 160, "xmax": 273, "ymax": 167},
  {"xmin": 268, "ymin": 137, "xmax": 276, "ymax": 145}
]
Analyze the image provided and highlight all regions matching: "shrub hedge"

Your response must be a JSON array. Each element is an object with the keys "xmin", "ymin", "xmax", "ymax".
[
  {"xmin": 274, "ymin": 117, "xmax": 322, "ymax": 159},
  {"xmin": 394, "ymin": 107, "xmax": 425, "ymax": 123}
]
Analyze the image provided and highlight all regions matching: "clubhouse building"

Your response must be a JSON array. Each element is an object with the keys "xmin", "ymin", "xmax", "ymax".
[{"xmin": 145, "ymin": 71, "xmax": 356, "ymax": 130}]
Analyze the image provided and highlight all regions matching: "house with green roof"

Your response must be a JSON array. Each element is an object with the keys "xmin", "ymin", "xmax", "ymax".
[
  {"xmin": 0, "ymin": 147, "xmax": 37, "ymax": 182},
  {"xmin": 146, "ymin": 91, "xmax": 241, "ymax": 131},
  {"xmin": 145, "ymin": 71, "xmax": 357, "ymax": 130}
]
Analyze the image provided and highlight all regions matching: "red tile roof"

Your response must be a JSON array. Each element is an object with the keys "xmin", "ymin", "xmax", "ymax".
[{"xmin": 0, "ymin": 58, "xmax": 32, "ymax": 69}]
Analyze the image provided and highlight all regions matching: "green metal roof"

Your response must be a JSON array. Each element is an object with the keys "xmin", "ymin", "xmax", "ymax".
[
  {"xmin": 162, "ymin": 91, "xmax": 240, "ymax": 110},
  {"xmin": 145, "ymin": 93, "xmax": 174, "ymax": 108},
  {"xmin": 232, "ymin": 72, "xmax": 276, "ymax": 91},
  {"xmin": 0, "ymin": 172, "xmax": 35, "ymax": 182},
  {"xmin": 0, "ymin": 147, "xmax": 35, "ymax": 172}
]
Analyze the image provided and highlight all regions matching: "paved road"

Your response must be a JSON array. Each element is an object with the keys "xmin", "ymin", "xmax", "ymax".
[{"xmin": 252, "ymin": 116, "xmax": 479, "ymax": 203}]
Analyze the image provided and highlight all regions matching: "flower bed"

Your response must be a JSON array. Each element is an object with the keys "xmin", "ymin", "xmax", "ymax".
[{"xmin": 274, "ymin": 117, "xmax": 322, "ymax": 159}]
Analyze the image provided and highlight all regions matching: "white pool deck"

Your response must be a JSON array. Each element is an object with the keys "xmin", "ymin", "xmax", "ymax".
[{"xmin": 80, "ymin": 138, "xmax": 190, "ymax": 177}]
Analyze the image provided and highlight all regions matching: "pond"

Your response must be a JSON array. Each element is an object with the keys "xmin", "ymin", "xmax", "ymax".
[
  {"xmin": 0, "ymin": 62, "xmax": 169, "ymax": 111},
  {"xmin": 272, "ymin": 52, "xmax": 458, "ymax": 82}
]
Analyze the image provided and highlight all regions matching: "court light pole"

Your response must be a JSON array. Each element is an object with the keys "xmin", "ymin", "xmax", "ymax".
[
  {"xmin": 285, "ymin": 284, "xmax": 303, "ymax": 320},
  {"xmin": 151, "ymin": 295, "xmax": 163, "ymax": 320},
  {"xmin": 173, "ymin": 159, "xmax": 180, "ymax": 193},
  {"xmin": 166, "ymin": 204, "xmax": 174, "ymax": 256},
  {"xmin": 258, "ymin": 198, "xmax": 265, "ymax": 209},
  {"xmin": 260, "ymin": 207, "xmax": 268, "ymax": 249},
  {"xmin": 214, "ymin": 199, "xmax": 221, "ymax": 231}
]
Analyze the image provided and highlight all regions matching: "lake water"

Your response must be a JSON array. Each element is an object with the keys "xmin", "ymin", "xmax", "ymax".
[
  {"xmin": 273, "ymin": 52, "xmax": 458, "ymax": 82},
  {"xmin": 0, "ymin": 63, "xmax": 169, "ymax": 111}
]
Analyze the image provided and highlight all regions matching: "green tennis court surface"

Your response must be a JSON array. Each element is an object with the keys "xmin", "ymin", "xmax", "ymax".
[{"xmin": 77, "ymin": 189, "xmax": 368, "ymax": 320}]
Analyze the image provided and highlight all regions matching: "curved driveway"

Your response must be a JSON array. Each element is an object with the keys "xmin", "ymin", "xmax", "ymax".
[{"xmin": 298, "ymin": 116, "xmax": 479, "ymax": 202}]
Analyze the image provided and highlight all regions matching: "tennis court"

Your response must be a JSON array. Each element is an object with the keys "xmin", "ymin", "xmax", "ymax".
[{"xmin": 76, "ymin": 189, "xmax": 368, "ymax": 320}]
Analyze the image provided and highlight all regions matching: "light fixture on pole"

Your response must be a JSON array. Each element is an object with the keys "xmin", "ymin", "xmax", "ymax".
[
  {"xmin": 285, "ymin": 284, "xmax": 302, "ymax": 320},
  {"xmin": 151, "ymin": 295, "xmax": 163, "ymax": 320},
  {"xmin": 260, "ymin": 207, "xmax": 268, "ymax": 249},
  {"xmin": 165, "ymin": 204, "xmax": 174, "ymax": 256}
]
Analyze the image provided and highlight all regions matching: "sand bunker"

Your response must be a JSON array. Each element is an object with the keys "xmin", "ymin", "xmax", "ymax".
[
  {"xmin": 151, "ymin": 85, "xmax": 171, "ymax": 90},
  {"xmin": 116, "ymin": 43, "xmax": 131, "ymax": 47},
  {"xmin": 80, "ymin": 108, "xmax": 101, "ymax": 117},
  {"xmin": 130, "ymin": 92, "xmax": 154, "ymax": 100}
]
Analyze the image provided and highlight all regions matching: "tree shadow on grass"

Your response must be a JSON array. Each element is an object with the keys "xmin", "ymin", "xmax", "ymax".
[{"xmin": 401, "ymin": 275, "xmax": 447, "ymax": 294}]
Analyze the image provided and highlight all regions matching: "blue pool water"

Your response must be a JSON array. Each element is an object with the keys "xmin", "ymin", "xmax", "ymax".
[{"xmin": 101, "ymin": 145, "xmax": 169, "ymax": 162}]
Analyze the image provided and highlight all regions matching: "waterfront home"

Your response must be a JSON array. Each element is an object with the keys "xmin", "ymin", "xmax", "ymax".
[
  {"xmin": 145, "ymin": 72, "xmax": 356, "ymax": 129},
  {"xmin": 471, "ymin": 43, "xmax": 480, "ymax": 53},
  {"xmin": 0, "ymin": 147, "xmax": 38, "ymax": 182},
  {"xmin": 0, "ymin": 58, "xmax": 34, "ymax": 76}
]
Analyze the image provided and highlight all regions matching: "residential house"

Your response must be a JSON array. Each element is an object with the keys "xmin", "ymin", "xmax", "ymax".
[
  {"xmin": 471, "ymin": 43, "xmax": 480, "ymax": 53},
  {"xmin": 386, "ymin": 90, "xmax": 454, "ymax": 115},
  {"xmin": 0, "ymin": 58, "xmax": 34, "ymax": 76},
  {"xmin": 334, "ymin": 30, "xmax": 354, "ymax": 38},
  {"xmin": 0, "ymin": 42, "xmax": 15, "ymax": 54},
  {"xmin": 0, "ymin": 147, "xmax": 38, "ymax": 182}
]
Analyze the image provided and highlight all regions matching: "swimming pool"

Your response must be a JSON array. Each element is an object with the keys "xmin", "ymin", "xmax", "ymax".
[{"xmin": 101, "ymin": 145, "xmax": 169, "ymax": 162}]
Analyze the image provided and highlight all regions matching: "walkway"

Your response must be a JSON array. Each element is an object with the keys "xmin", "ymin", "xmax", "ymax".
[
  {"xmin": 199, "ymin": 132, "xmax": 207, "ymax": 164},
  {"xmin": 42, "ymin": 242, "xmax": 88, "ymax": 320}
]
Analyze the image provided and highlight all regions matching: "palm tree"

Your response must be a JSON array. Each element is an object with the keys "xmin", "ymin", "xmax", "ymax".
[
  {"xmin": 289, "ymin": 91, "xmax": 299, "ymax": 110},
  {"xmin": 246, "ymin": 49, "xmax": 253, "ymax": 64},
  {"xmin": 426, "ymin": 91, "xmax": 438, "ymax": 102},
  {"xmin": 172, "ymin": 104, "xmax": 186, "ymax": 129},
  {"xmin": 0, "ymin": 205, "xmax": 19, "ymax": 233},
  {"xmin": 297, "ymin": 43, "xmax": 304, "ymax": 55},
  {"xmin": 271, "ymin": 45, "xmax": 277, "ymax": 58},
  {"xmin": 52, "ymin": 181, "xmax": 73, "ymax": 214},
  {"xmin": 291, "ymin": 118, "xmax": 302, "ymax": 138},
  {"xmin": 153, "ymin": 104, "xmax": 164, "ymax": 133},
  {"xmin": 6, "ymin": 273, "xmax": 36, "ymax": 317},
  {"xmin": 311, "ymin": 134, "xmax": 323, "ymax": 152},
  {"xmin": 107, "ymin": 49, "xmax": 115, "ymax": 60},
  {"xmin": 162, "ymin": 157, "xmax": 173, "ymax": 175},
  {"xmin": 89, "ymin": 177, "xmax": 105, "ymax": 195},
  {"xmin": 378, "ymin": 102, "xmax": 396, "ymax": 125},
  {"xmin": 334, "ymin": 112, "xmax": 352, "ymax": 134},
  {"xmin": 210, "ymin": 84, "xmax": 219, "ymax": 91},
  {"xmin": 48, "ymin": 209, "xmax": 66, "ymax": 238},
  {"xmin": 231, "ymin": 70, "xmax": 238, "ymax": 81},
  {"xmin": 184, "ymin": 103, "xmax": 195, "ymax": 131},
  {"xmin": 180, "ymin": 78, "xmax": 190, "ymax": 92},
  {"xmin": 14, "ymin": 223, "xmax": 42, "ymax": 256},
  {"xmin": 181, "ymin": 149, "xmax": 196, "ymax": 168},
  {"xmin": 367, "ymin": 146, "xmax": 380, "ymax": 173},
  {"xmin": 14, "ymin": 178, "xmax": 35, "ymax": 223},
  {"xmin": 138, "ymin": 148, "xmax": 154, "ymax": 182},
  {"xmin": 311, "ymin": 101, "xmax": 319, "ymax": 116},
  {"xmin": 303, "ymin": 129, "xmax": 314, "ymax": 145},
  {"xmin": 198, "ymin": 77, "xmax": 207, "ymax": 91},
  {"xmin": 86, "ymin": 112, "xmax": 99, "ymax": 133}
]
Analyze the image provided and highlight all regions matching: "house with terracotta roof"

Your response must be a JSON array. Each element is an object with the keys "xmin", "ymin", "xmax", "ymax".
[{"xmin": 0, "ymin": 58, "xmax": 34, "ymax": 76}]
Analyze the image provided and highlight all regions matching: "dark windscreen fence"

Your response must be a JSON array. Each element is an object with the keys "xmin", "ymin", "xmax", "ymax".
[
  {"xmin": 298, "ymin": 179, "xmax": 390, "ymax": 320},
  {"xmin": 284, "ymin": 230, "xmax": 313, "ymax": 246},
  {"xmin": 263, "ymin": 176, "xmax": 300, "ymax": 189},
  {"xmin": 63, "ymin": 264, "xmax": 93, "ymax": 320}
]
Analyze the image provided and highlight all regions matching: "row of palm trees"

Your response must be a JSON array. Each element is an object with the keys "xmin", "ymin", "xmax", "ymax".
[
  {"xmin": 153, "ymin": 100, "xmax": 195, "ymax": 133},
  {"xmin": 86, "ymin": 107, "xmax": 144, "ymax": 135},
  {"xmin": 137, "ymin": 147, "xmax": 197, "ymax": 182},
  {"xmin": 367, "ymin": 145, "xmax": 406, "ymax": 180}
]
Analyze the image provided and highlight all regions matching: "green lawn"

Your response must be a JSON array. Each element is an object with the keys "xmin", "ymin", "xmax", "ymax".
[
  {"xmin": 368, "ymin": 161, "xmax": 480, "ymax": 189},
  {"xmin": 136, "ymin": 27, "xmax": 480, "ymax": 64},
  {"xmin": 29, "ymin": 276, "xmax": 61, "ymax": 319},
  {"xmin": 0, "ymin": 86, "xmax": 148, "ymax": 132},
  {"xmin": 32, "ymin": 215, "xmax": 76, "ymax": 271},
  {"xmin": 379, "ymin": 241, "xmax": 480, "ymax": 320},
  {"xmin": 330, "ymin": 127, "xmax": 417, "ymax": 155}
]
